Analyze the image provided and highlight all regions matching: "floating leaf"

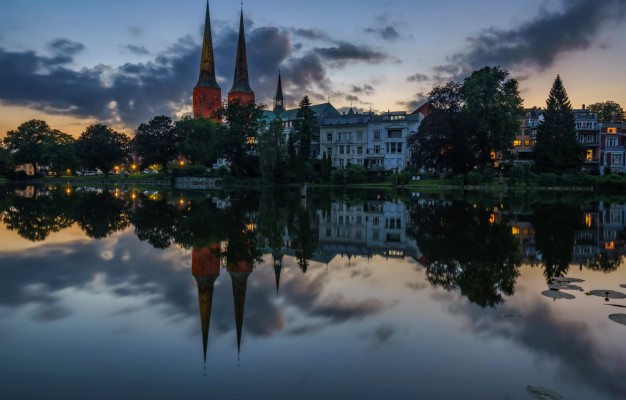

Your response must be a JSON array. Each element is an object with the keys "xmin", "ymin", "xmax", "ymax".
[
  {"xmin": 526, "ymin": 385, "xmax": 564, "ymax": 400},
  {"xmin": 609, "ymin": 314, "xmax": 626, "ymax": 326},
  {"xmin": 541, "ymin": 290, "xmax": 575, "ymax": 300},
  {"xmin": 589, "ymin": 290, "xmax": 626, "ymax": 299},
  {"xmin": 548, "ymin": 283, "xmax": 583, "ymax": 291},
  {"xmin": 550, "ymin": 277, "xmax": 584, "ymax": 283}
]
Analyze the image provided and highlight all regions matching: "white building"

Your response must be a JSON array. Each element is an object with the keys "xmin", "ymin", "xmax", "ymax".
[{"xmin": 319, "ymin": 110, "xmax": 422, "ymax": 171}]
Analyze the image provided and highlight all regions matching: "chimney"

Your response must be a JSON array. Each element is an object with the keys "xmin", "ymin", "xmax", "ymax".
[{"xmin": 582, "ymin": 104, "xmax": 586, "ymax": 110}]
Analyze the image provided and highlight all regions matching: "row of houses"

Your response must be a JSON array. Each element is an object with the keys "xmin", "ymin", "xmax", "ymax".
[{"xmin": 513, "ymin": 106, "xmax": 626, "ymax": 174}]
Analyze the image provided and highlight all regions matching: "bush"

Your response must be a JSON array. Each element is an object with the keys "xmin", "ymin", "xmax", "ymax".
[
  {"xmin": 171, "ymin": 165, "xmax": 209, "ymax": 178},
  {"xmin": 509, "ymin": 165, "xmax": 525, "ymax": 182},
  {"xmin": 392, "ymin": 170, "xmax": 411, "ymax": 186},
  {"xmin": 452, "ymin": 174, "xmax": 465, "ymax": 187},
  {"xmin": 481, "ymin": 168, "xmax": 495, "ymax": 183}
]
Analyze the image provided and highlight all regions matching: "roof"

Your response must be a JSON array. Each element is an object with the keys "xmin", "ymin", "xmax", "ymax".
[{"xmin": 276, "ymin": 102, "xmax": 340, "ymax": 121}]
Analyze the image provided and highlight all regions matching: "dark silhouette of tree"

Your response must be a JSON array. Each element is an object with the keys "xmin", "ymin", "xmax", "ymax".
[
  {"xmin": 214, "ymin": 100, "xmax": 264, "ymax": 177},
  {"xmin": 41, "ymin": 130, "xmax": 79, "ymax": 176},
  {"xmin": 586, "ymin": 252, "xmax": 623, "ymax": 273},
  {"xmin": 133, "ymin": 116, "xmax": 178, "ymax": 171},
  {"xmin": 257, "ymin": 118, "xmax": 288, "ymax": 183},
  {"xmin": 534, "ymin": 75, "xmax": 584, "ymax": 173},
  {"xmin": 74, "ymin": 191, "xmax": 130, "ymax": 239},
  {"xmin": 175, "ymin": 116, "xmax": 220, "ymax": 167},
  {"xmin": 3, "ymin": 120, "xmax": 55, "ymax": 170},
  {"xmin": 531, "ymin": 203, "xmax": 583, "ymax": 281},
  {"xmin": 294, "ymin": 95, "xmax": 317, "ymax": 161},
  {"xmin": 76, "ymin": 124, "xmax": 129, "ymax": 175},
  {"xmin": 0, "ymin": 147, "xmax": 14, "ymax": 176},
  {"xmin": 588, "ymin": 101, "xmax": 625, "ymax": 123}
]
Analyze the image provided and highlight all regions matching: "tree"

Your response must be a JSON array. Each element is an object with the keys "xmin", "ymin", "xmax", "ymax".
[
  {"xmin": 293, "ymin": 96, "xmax": 317, "ymax": 160},
  {"xmin": 175, "ymin": 116, "xmax": 219, "ymax": 167},
  {"xmin": 257, "ymin": 118, "xmax": 288, "ymax": 182},
  {"xmin": 41, "ymin": 130, "xmax": 79, "ymax": 176},
  {"xmin": 133, "ymin": 116, "xmax": 177, "ymax": 171},
  {"xmin": 460, "ymin": 66, "xmax": 523, "ymax": 168},
  {"xmin": 214, "ymin": 100, "xmax": 264, "ymax": 177},
  {"xmin": 3, "ymin": 119, "xmax": 53, "ymax": 169},
  {"xmin": 588, "ymin": 101, "xmax": 625, "ymax": 123},
  {"xmin": 534, "ymin": 75, "xmax": 584, "ymax": 173},
  {"xmin": 409, "ymin": 82, "xmax": 475, "ymax": 174},
  {"xmin": 0, "ymin": 147, "xmax": 14, "ymax": 176},
  {"xmin": 76, "ymin": 123, "xmax": 130, "ymax": 175}
]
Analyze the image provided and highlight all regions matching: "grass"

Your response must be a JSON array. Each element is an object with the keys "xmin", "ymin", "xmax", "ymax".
[{"xmin": 43, "ymin": 173, "xmax": 169, "ymax": 181}]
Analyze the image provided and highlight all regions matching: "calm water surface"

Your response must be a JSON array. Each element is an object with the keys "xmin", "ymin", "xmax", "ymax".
[{"xmin": 1, "ymin": 185, "xmax": 625, "ymax": 400}]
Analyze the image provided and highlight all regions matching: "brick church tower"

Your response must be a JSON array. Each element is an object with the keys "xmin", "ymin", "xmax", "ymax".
[
  {"xmin": 193, "ymin": 1, "xmax": 221, "ymax": 120},
  {"xmin": 227, "ymin": 9, "xmax": 255, "ymax": 105}
]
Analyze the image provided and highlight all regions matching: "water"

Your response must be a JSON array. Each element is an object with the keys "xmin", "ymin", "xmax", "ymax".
[{"xmin": 1, "ymin": 185, "xmax": 625, "ymax": 400}]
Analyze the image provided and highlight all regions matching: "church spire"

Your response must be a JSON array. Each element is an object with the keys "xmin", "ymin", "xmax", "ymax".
[
  {"xmin": 228, "ymin": 8, "xmax": 255, "ymax": 104},
  {"xmin": 193, "ymin": 1, "xmax": 222, "ymax": 120},
  {"xmin": 228, "ymin": 266, "xmax": 251, "ymax": 356},
  {"xmin": 273, "ymin": 71, "xmax": 285, "ymax": 115}
]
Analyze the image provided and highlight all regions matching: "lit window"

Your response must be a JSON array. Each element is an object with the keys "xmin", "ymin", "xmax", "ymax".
[
  {"xmin": 586, "ymin": 150, "xmax": 593, "ymax": 161},
  {"xmin": 248, "ymin": 137, "xmax": 255, "ymax": 144},
  {"xmin": 524, "ymin": 140, "xmax": 531, "ymax": 146},
  {"xmin": 513, "ymin": 140, "xmax": 521, "ymax": 147},
  {"xmin": 512, "ymin": 226, "xmax": 520, "ymax": 235},
  {"xmin": 608, "ymin": 127, "xmax": 617, "ymax": 134}
]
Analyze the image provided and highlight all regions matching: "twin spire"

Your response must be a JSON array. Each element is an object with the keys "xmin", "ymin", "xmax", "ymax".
[{"xmin": 195, "ymin": 0, "xmax": 254, "ymax": 108}]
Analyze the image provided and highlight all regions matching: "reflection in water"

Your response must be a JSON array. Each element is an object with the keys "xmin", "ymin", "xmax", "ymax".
[{"xmin": 2, "ymin": 185, "xmax": 626, "ymax": 398}]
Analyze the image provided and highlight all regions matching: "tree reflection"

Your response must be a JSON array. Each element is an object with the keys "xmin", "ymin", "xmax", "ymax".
[
  {"xmin": 586, "ymin": 252, "xmax": 623, "ymax": 273},
  {"xmin": 410, "ymin": 199, "xmax": 521, "ymax": 307},
  {"xmin": 531, "ymin": 203, "xmax": 582, "ymax": 281},
  {"xmin": 74, "ymin": 190, "xmax": 130, "ymax": 239},
  {"xmin": 131, "ymin": 196, "xmax": 178, "ymax": 249}
]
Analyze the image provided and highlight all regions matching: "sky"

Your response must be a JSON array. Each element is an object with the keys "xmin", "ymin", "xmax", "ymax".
[{"xmin": 1, "ymin": 0, "xmax": 626, "ymax": 136}]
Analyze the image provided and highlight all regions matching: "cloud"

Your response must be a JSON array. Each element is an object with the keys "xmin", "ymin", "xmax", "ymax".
[
  {"xmin": 346, "ymin": 94, "xmax": 359, "ymax": 102},
  {"xmin": 365, "ymin": 26, "xmax": 400, "ymax": 41},
  {"xmin": 397, "ymin": 92, "xmax": 428, "ymax": 111},
  {"xmin": 127, "ymin": 26, "xmax": 144, "ymax": 36},
  {"xmin": 314, "ymin": 42, "xmax": 389, "ymax": 67},
  {"xmin": 352, "ymin": 84, "xmax": 375, "ymax": 95},
  {"xmin": 48, "ymin": 38, "xmax": 85, "ymax": 57},
  {"xmin": 435, "ymin": 0, "xmax": 626, "ymax": 80},
  {"xmin": 121, "ymin": 44, "xmax": 151, "ymax": 56},
  {"xmin": 407, "ymin": 73, "xmax": 429, "ymax": 83},
  {"xmin": 292, "ymin": 28, "xmax": 332, "ymax": 42}
]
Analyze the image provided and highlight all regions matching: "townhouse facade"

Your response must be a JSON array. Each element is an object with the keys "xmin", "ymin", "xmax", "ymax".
[{"xmin": 319, "ymin": 110, "xmax": 423, "ymax": 171}]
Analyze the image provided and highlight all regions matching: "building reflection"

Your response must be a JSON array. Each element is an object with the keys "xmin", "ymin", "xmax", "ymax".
[{"xmin": 191, "ymin": 244, "xmax": 220, "ymax": 368}]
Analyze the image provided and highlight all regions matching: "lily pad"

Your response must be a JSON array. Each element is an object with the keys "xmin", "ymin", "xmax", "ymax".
[
  {"xmin": 548, "ymin": 283, "xmax": 584, "ymax": 291},
  {"xmin": 526, "ymin": 385, "xmax": 564, "ymax": 400},
  {"xmin": 609, "ymin": 314, "xmax": 626, "ymax": 326},
  {"xmin": 541, "ymin": 290, "xmax": 575, "ymax": 300},
  {"xmin": 550, "ymin": 276, "xmax": 584, "ymax": 283},
  {"xmin": 589, "ymin": 290, "xmax": 626, "ymax": 299}
]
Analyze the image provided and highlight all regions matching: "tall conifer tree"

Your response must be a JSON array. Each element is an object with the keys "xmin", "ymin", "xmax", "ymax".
[{"xmin": 534, "ymin": 75, "xmax": 583, "ymax": 173}]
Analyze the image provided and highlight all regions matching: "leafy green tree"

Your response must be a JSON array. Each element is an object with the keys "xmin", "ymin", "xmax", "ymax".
[
  {"xmin": 175, "ymin": 116, "xmax": 219, "ymax": 166},
  {"xmin": 3, "ymin": 119, "xmax": 53, "ymax": 169},
  {"xmin": 41, "ymin": 130, "xmax": 79, "ymax": 176},
  {"xmin": 534, "ymin": 75, "xmax": 584, "ymax": 173},
  {"xmin": 588, "ymin": 101, "xmax": 625, "ymax": 123},
  {"xmin": 461, "ymin": 66, "xmax": 523, "ymax": 168},
  {"xmin": 257, "ymin": 118, "xmax": 288, "ymax": 182},
  {"xmin": 214, "ymin": 100, "xmax": 264, "ymax": 177},
  {"xmin": 133, "ymin": 116, "xmax": 177, "ymax": 171}
]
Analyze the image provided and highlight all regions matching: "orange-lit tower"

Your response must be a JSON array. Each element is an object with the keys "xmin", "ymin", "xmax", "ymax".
[
  {"xmin": 191, "ymin": 244, "xmax": 221, "ymax": 367},
  {"xmin": 227, "ymin": 9, "xmax": 255, "ymax": 105},
  {"xmin": 193, "ymin": 1, "xmax": 222, "ymax": 120}
]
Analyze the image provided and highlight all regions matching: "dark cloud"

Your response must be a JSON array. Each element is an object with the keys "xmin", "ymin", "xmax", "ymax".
[
  {"xmin": 352, "ymin": 84, "xmax": 375, "ymax": 95},
  {"xmin": 407, "ymin": 73, "xmax": 429, "ymax": 83},
  {"xmin": 121, "ymin": 44, "xmax": 151, "ymax": 56},
  {"xmin": 48, "ymin": 38, "xmax": 85, "ymax": 57},
  {"xmin": 346, "ymin": 94, "xmax": 359, "ymax": 102},
  {"xmin": 127, "ymin": 26, "xmax": 144, "ymax": 36},
  {"xmin": 397, "ymin": 92, "xmax": 428, "ymax": 112},
  {"xmin": 315, "ymin": 42, "xmax": 389, "ymax": 66},
  {"xmin": 365, "ymin": 26, "xmax": 400, "ymax": 41},
  {"xmin": 435, "ymin": 0, "xmax": 626, "ymax": 80},
  {"xmin": 292, "ymin": 28, "xmax": 332, "ymax": 42}
]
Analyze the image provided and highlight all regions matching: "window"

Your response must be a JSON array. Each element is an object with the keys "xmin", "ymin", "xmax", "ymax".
[
  {"xmin": 325, "ymin": 228, "xmax": 332, "ymax": 237},
  {"xmin": 346, "ymin": 146, "xmax": 351, "ymax": 155},
  {"xmin": 356, "ymin": 216, "xmax": 362, "ymax": 224},
  {"xmin": 388, "ymin": 129, "xmax": 402, "ymax": 139},
  {"xmin": 357, "ymin": 146, "xmax": 363, "ymax": 155},
  {"xmin": 326, "ymin": 133, "xmax": 332, "ymax": 142},
  {"xmin": 374, "ymin": 130, "xmax": 381, "ymax": 140},
  {"xmin": 586, "ymin": 150, "xmax": 593, "ymax": 161},
  {"xmin": 339, "ymin": 145, "xmax": 345, "ymax": 155},
  {"xmin": 386, "ymin": 143, "xmax": 403, "ymax": 153},
  {"xmin": 374, "ymin": 145, "xmax": 381, "ymax": 154},
  {"xmin": 611, "ymin": 154, "xmax": 623, "ymax": 164},
  {"xmin": 327, "ymin": 147, "xmax": 332, "ymax": 156},
  {"xmin": 339, "ymin": 159, "xmax": 344, "ymax": 168},
  {"xmin": 524, "ymin": 140, "xmax": 531, "ymax": 146},
  {"xmin": 608, "ymin": 127, "xmax": 617, "ymax": 134},
  {"xmin": 356, "ymin": 131, "xmax": 363, "ymax": 141},
  {"xmin": 606, "ymin": 137, "xmax": 618, "ymax": 147},
  {"xmin": 373, "ymin": 217, "xmax": 379, "ymax": 226},
  {"xmin": 357, "ymin": 159, "xmax": 363, "ymax": 166},
  {"xmin": 513, "ymin": 140, "xmax": 521, "ymax": 147},
  {"xmin": 372, "ymin": 230, "xmax": 380, "ymax": 240}
]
